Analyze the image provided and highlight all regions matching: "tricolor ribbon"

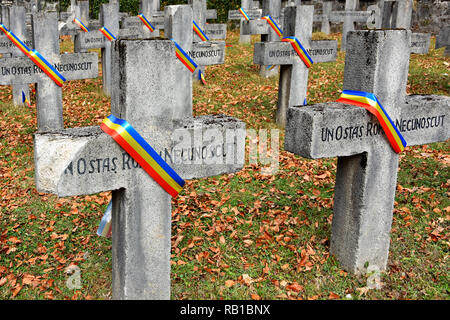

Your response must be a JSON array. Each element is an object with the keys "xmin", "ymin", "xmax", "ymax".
[
  {"xmin": 239, "ymin": 8, "xmax": 250, "ymax": 21},
  {"xmin": 281, "ymin": 36, "xmax": 314, "ymax": 68},
  {"xmin": 100, "ymin": 114, "xmax": 185, "ymax": 197},
  {"xmin": 100, "ymin": 26, "xmax": 116, "ymax": 41},
  {"xmin": 337, "ymin": 90, "xmax": 407, "ymax": 153},
  {"xmin": 170, "ymin": 39, "xmax": 198, "ymax": 73},
  {"xmin": 138, "ymin": 13, "xmax": 155, "ymax": 32},
  {"xmin": 0, "ymin": 24, "xmax": 66, "ymax": 87},
  {"xmin": 0, "ymin": 24, "xmax": 31, "ymax": 57},
  {"xmin": 198, "ymin": 69, "xmax": 207, "ymax": 85},
  {"xmin": 193, "ymin": 20, "xmax": 209, "ymax": 41},
  {"xmin": 73, "ymin": 18, "xmax": 90, "ymax": 32},
  {"xmin": 262, "ymin": 15, "xmax": 283, "ymax": 38},
  {"xmin": 22, "ymin": 91, "xmax": 31, "ymax": 108},
  {"xmin": 29, "ymin": 49, "xmax": 66, "ymax": 87},
  {"xmin": 266, "ymin": 65, "xmax": 276, "ymax": 70},
  {"xmin": 97, "ymin": 200, "xmax": 112, "ymax": 238}
]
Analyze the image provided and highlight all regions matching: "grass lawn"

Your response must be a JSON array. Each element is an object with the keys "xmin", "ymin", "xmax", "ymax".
[{"xmin": 0, "ymin": 30, "xmax": 448, "ymax": 300}]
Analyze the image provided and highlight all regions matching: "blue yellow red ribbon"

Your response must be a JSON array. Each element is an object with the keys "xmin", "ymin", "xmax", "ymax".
[
  {"xmin": 239, "ymin": 8, "xmax": 250, "ymax": 21},
  {"xmin": 282, "ymin": 36, "xmax": 314, "ymax": 68},
  {"xmin": 198, "ymin": 69, "xmax": 207, "ymax": 85},
  {"xmin": 100, "ymin": 114, "xmax": 185, "ymax": 197},
  {"xmin": 22, "ymin": 91, "xmax": 31, "ymax": 108},
  {"xmin": 0, "ymin": 24, "xmax": 31, "ymax": 57},
  {"xmin": 138, "ymin": 13, "xmax": 155, "ymax": 32},
  {"xmin": 193, "ymin": 20, "xmax": 209, "ymax": 41},
  {"xmin": 97, "ymin": 200, "xmax": 112, "ymax": 238},
  {"xmin": 170, "ymin": 39, "xmax": 198, "ymax": 73},
  {"xmin": 100, "ymin": 26, "xmax": 116, "ymax": 41},
  {"xmin": 1, "ymin": 24, "xmax": 66, "ymax": 87},
  {"xmin": 337, "ymin": 90, "xmax": 407, "ymax": 153},
  {"xmin": 73, "ymin": 18, "xmax": 90, "ymax": 32},
  {"xmin": 29, "ymin": 49, "xmax": 66, "ymax": 87},
  {"xmin": 262, "ymin": 16, "xmax": 283, "ymax": 37}
]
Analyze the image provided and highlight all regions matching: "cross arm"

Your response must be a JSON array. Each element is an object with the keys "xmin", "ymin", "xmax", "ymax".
[
  {"xmin": 0, "ymin": 52, "xmax": 98, "ymax": 84},
  {"xmin": 203, "ymin": 24, "xmax": 227, "ymax": 40},
  {"xmin": 228, "ymin": 9, "xmax": 262, "ymax": 21},
  {"xmin": 34, "ymin": 115, "xmax": 246, "ymax": 198},
  {"xmin": 190, "ymin": 41, "xmax": 226, "ymax": 66},
  {"xmin": 253, "ymin": 40, "xmax": 337, "ymax": 65},
  {"xmin": 285, "ymin": 95, "xmax": 450, "ymax": 159},
  {"xmin": 0, "ymin": 34, "xmax": 33, "ymax": 55},
  {"xmin": 329, "ymin": 10, "xmax": 371, "ymax": 23},
  {"xmin": 241, "ymin": 19, "xmax": 270, "ymax": 36}
]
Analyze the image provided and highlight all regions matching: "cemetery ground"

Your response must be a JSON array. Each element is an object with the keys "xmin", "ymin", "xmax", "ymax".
[{"xmin": 0, "ymin": 30, "xmax": 448, "ymax": 300}]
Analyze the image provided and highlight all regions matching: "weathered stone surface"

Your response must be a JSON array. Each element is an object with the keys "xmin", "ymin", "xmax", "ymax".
[
  {"xmin": 410, "ymin": 33, "xmax": 431, "ymax": 54},
  {"xmin": 285, "ymin": 97, "xmax": 449, "ymax": 159},
  {"xmin": 285, "ymin": 30, "xmax": 441, "ymax": 274},
  {"xmin": 254, "ymin": 40, "xmax": 337, "ymax": 65},
  {"xmin": 435, "ymin": 25, "xmax": 450, "ymax": 56},
  {"xmin": 204, "ymin": 24, "xmax": 227, "ymax": 40},
  {"xmin": 34, "ymin": 115, "xmax": 245, "ymax": 197},
  {"xmin": 241, "ymin": 18, "xmax": 270, "ymax": 35},
  {"xmin": 34, "ymin": 35, "xmax": 245, "ymax": 300},
  {"xmin": 228, "ymin": 8, "xmax": 262, "ymax": 20},
  {"xmin": 0, "ymin": 53, "xmax": 98, "ymax": 84},
  {"xmin": 189, "ymin": 41, "xmax": 225, "ymax": 66}
]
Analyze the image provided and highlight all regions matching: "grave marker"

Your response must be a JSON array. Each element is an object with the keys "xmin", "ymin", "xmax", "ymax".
[
  {"xmin": 435, "ymin": 26, "xmax": 450, "ymax": 57},
  {"xmin": 284, "ymin": 29, "xmax": 450, "ymax": 273},
  {"xmin": 34, "ymin": 5, "xmax": 246, "ymax": 300},
  {"xmin": 0, "ymin": 12, "xmax": 98, "ymax": 131},
  {"xmin": 0, "ymin": 5, "xmax": 30, "ymax": 106},
  {"xmin": 74, "ymin": 2, "xmax": 120, "ymax": 96},
  {"xmin": 242, "ymin": 0, "xmax": 282, "ymax": 78},
  {"xmin": 381, "ymin": 0, "xmax": 431, "ymax": 54},
  {"xmin": 188, "ymin": 0, "xmax": 227, "ymax": 82},
  {"xmin": 254, "ymin": 5, "xmax": 338, "ymax": 127}
]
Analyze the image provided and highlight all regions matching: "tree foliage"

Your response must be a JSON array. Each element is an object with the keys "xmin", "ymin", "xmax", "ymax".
[{"xmin": 58, "ymin": 0, "xmax": 241, "ymax": 21}]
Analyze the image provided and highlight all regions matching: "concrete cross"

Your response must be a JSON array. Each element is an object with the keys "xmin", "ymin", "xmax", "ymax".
[
  {"xmin": 435, "ymin": 26, "xmax": 450, "ymax": 57},
  {"xmin": 381, "ymin": 0, "xmax": 431, "ymax": 54},
  {"xmin": 0, "ymin": 5, "xmax": 30, "ymax": 106},
  {"xmin": 241, "ymin": 0, "xmax": 282, "ymax": 78},
  {"xmin": 254, "ymin": 5, "xmax": 338, "ymax": 127},
  {"xmin": 0, "ymin": 12, "xmax": 98, "ymax": 131},
  {"xmin": 74, "ymin": 2, "xmax": 123, "ymax": 96},
  {"xmin": 189, "ymin": 0, "xmax": 227, "ymax": 41},
  {"xmin": 331, "ymin": 0, "xmax": 375, "ymax": 52},
  {"xmin": 285, "ymin": 29, "xmax": 450, "ymax": 273},
  {"xmin": 34, "ymin": 4, "xmax": 246, "ymax": 300},
  {"xmin": 188, "ymin": 0, "xmax": 227, "ymax": 82},
  {"xmin": 121, "ymin": 0, "xmax": 163, "ymax": 36},
  {"xmin": 59, "ymin": 0, "xmax": 91, "ymax": 37}
]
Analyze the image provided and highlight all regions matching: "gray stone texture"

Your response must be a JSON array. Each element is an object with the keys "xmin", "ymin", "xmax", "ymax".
[
  {"xmin": 0, "ymin": 5, "xmax": 29, "ymax": 106},
  {"xmin": 285, "ymin": 30, "xmax": 432, "ymax": 274},
  {"xmin": 435, "ymin": 26, "xmax": 450, "ymax": 56},
  {"xmin": 34, "ymin": 36, "xmax": 245, "ymax": 300}
]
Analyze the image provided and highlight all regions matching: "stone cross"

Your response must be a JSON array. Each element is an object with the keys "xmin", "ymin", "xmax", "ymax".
[
  {"xmin": 254, "ymin": 5, "xmax": 337, "ymax": 127},
  {"xmin": 334, "ymin": 0, "xmax": 373, "ymax": 52},
  {"xmin": 121, "ymin": 0, "xmax": 162, "ymax": 37},
  {"xmin": 284, "ymin": 29, "xmax": 450, "ymax": 273},
  {"xmin": 0, "ymin": 5, "xmax": 30, "ymax": 106},
  {"xmin": 74, "ymin": 2, "xmax": 119, "ymax": 96},
  {"xmin": 34, "ymin": 5, "xmax": 246, "ymax": 300},
  {"xmin": 59, "ymin": 0, "xmax": 91, "ymax": 37},
  {"xmin": 189, "ymin": 0, "xmax": 227, "ymax": 41},
  {"xmin": 0, "ymin": 12, "xmax": 98, "ymax": 131},
  {"xmin": 188, "ymin": 0, "xmax": 226, "ymax": 82},
  {"xmin": 435, "ymin": 26, "xmax": 450, "ymax": 57},
  {"xmin": 241, "ymin": 0, "xmax": 282, "ymax": 78},
  {"xmin": 381, "ymin": 0, "xmax": 431, "ymax": 54}
]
